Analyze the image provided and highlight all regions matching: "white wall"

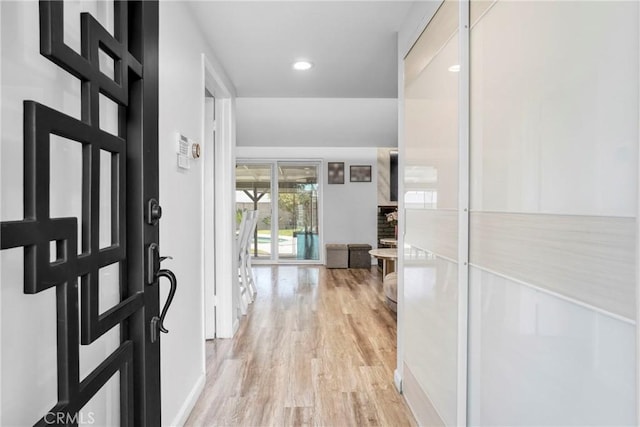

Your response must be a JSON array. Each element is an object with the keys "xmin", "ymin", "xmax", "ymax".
[
  {"xmin": 158, "ymin": 2, "xmax": 235, "ymax": 425},
  {"xmin": 236, "ymin": 147, "xmax": 379, "ymax": 260},
  {"xmin": 236, "ymin": 98, "xmax": 397, "ymax": 148}
]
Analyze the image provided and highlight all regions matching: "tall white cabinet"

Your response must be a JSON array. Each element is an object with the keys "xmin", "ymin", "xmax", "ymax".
[{"xmin": 401, "ymin": 1, "xmax": 639, "ymax": 425}]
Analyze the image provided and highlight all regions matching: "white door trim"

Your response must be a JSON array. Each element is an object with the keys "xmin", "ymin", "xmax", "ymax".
[{"xmin": 201, "ymin": 54, "xmax": 237, "ymax": 341}]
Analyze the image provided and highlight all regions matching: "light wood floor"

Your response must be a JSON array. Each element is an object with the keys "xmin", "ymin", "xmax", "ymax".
[{"xmin": 185, "ymin": 265, "xmax": 416, "ymax": 427}]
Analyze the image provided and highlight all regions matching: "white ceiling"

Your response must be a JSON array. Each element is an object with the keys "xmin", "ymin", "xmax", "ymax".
[
  {"xmin": 187, "ymin": 1, "xmax": 414, "ymax": 98},
  {"xmin": 186, "ymin": 1, "xmax": 415, "ymax": 146}
]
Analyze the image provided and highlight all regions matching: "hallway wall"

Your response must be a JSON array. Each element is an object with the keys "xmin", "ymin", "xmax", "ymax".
[
  {"xmin": 235, "ymin": 98, "xmax": 397, "ymax": 148},
  {"xmin": 158, "ymin": 2, "xmax": 236, "ymax": 425}
]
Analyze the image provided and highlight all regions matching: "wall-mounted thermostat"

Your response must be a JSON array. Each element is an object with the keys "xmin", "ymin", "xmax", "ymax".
[
  {"xmin": 176, "ymin": 133, "xmax": 201, "ymax": 169},
  {"xmin": 177, "ymin": 134, "xmax": 190, "ymax": 170}
]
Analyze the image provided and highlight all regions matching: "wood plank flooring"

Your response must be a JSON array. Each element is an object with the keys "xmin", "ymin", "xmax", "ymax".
[{"xmin": 185, "ymin": 265, "xmax": 416, "ymax": 426}]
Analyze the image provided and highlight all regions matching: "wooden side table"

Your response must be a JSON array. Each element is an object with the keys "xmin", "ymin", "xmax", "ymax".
[{"xmin": 368, "ymin": 248, "xmax": 398, "ymax": 277}]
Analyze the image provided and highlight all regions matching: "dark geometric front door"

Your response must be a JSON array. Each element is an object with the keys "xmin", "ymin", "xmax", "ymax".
[{"xmin": 0, "ymin": 1, "xmax": 171, "ymax": 425}]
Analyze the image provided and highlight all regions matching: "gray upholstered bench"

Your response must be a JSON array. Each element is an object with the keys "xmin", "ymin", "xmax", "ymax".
[
  {"xmin": 325, "ymin": 244, "xmax": 348, "ymax": 268},
  {"xmin": 348, "ymin": 243, "xmax": 372, "ymax": 268}
]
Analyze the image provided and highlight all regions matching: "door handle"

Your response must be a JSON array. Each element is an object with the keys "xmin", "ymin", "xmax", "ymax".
[
  {"xmin": 150, "ymin": 261, "xmax": 178, "ymax": 343},
  {"xmin": 155, "ymin": 269, "xmax": 177, "ymax": 333}
]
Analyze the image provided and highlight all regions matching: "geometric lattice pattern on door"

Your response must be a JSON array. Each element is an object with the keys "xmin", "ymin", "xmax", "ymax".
[{"xmin": 1, "ymin": 2, "xmax": 144, "ymax": 425}]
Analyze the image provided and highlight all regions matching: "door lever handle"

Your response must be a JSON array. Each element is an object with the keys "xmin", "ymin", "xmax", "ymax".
[
  {"xmin": 150, "ymin": 269, "xmax": 177, "ymax": 343},
  {"xmin": 156, "ymin": 269, "xmax": 177, "ymax": 333}
]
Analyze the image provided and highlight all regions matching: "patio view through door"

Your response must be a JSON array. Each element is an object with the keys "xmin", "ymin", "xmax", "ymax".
[
  {"xmin": 236, "ymin": 161, "xmax": 320, "ymax": 262},
  {"xmin": 235, "ymin": 163, "xmax": 273, "ymax": 260}
]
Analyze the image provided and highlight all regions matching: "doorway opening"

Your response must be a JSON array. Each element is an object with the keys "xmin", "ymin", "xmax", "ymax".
[
  {"xmin": 203, "ymin": 90, "xmax": 216, "ymax": 340},
  {"xmin": 201, "ymin": 54, "xmax": 237, "ymax": 343},
  {"xmin": 235, "ymin": 161, "xmax": 321, "ymax": 263}
]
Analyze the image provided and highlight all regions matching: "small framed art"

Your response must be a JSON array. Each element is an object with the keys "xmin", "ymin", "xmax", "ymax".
[
  {"xmin": 327, "ymin": 162, "xmax": 345, "ymax": 184},
  {"xmin": 350, "ymin": 165, "xmax": 372, "ymax": 182}
]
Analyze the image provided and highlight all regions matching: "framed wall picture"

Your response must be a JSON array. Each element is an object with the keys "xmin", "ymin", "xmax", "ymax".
[
  {"xmin": 350, "ymin": 165, "xmax": 372, "ymax": 182},
  {"xmin": 327, "ymin": 162, "xmax": 345, "ymax": 184},
  {"xmin": 390, "ymin": 150, "xmax": 398, "ymax": 201}
]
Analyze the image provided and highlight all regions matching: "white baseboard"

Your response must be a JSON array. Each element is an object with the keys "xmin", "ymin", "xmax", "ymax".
[
  {"xmin": 403, "ymin": 362, "xmax": 446, "ymax": 426},
  {"xmin": 169, "ymin": 373, "xmax": 205, "ymax": 427},
  {"xmin": 394, "ymin": 369, "xmax": 403, "ymax": 393}
]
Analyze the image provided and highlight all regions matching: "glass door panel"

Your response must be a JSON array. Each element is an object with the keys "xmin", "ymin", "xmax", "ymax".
[
  {"xmin": 235, "ymin": 163, "xmax": 273, "ymax": 259},
  {"xmin": 277, "ymin": 163, "xmax": 319, "ymax": 261}
]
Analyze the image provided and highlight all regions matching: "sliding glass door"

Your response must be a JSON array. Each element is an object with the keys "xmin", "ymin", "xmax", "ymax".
[
  {"xmin": 235, "ymin": 163, "xmax": 273, "ymax": 259},
  {"xmin": 277, "ymin": 164, "xmax": 319, "ymax": 261},
  {"xmin": 236, "ymin": 161, "xmax": 321, "ymax": 263}
]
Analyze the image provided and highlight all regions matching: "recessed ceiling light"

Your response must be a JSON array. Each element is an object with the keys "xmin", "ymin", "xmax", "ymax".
[
  {"xmin": 448, "ymin": 64, "xmax": 460, "ymax": 72},
  {"xmin": 293, "ymin": 61, "xmax": 313, "ymax": 71}
]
